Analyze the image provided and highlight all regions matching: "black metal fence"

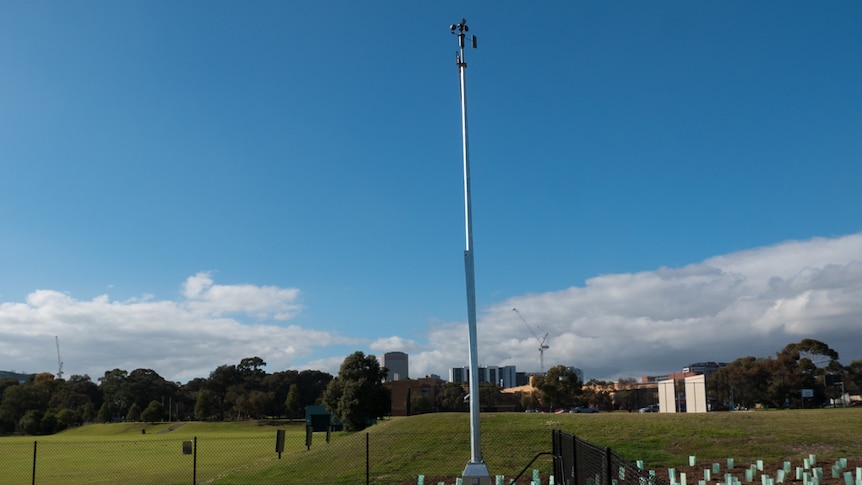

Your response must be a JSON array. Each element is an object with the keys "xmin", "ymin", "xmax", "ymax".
[
  {"xmin": 552, "ymin": 430, "xmax": 671, "ymax": 485},
  {"xmin": 0, "ymin": 428, "xmax": 660, "ymax": 484}
]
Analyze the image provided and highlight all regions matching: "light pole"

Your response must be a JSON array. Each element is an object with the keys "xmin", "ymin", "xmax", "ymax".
[{"xmin": 450, "ymin": 18, "xmax": 492, "ymax": 484}]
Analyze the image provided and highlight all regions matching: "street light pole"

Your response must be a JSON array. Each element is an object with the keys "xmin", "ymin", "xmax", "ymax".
[{"xmin": 450, "ymin": 18, "xmax": 492, "ymax": 485}]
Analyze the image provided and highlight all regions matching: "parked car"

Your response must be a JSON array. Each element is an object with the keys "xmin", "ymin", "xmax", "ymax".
[
  {"xmin": 570, "ymin": 406, "xmax": 599, "ymax": 413},
  {"xmin": 638, "ymin": 404, "xmax": 659, "ymax": 413}
]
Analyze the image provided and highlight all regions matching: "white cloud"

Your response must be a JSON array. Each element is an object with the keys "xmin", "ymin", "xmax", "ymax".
[
  {"xmin": 408, "ymin": 233, "xmax": 862, "ymax": 381},
  {"xmin": 369, "ymin": 336, "xmax": 419, "ymax": 354},
  {"xmin": 182, "ymin": 271, "xmax": 302, "ymax": 320},
  {"xmin": 3, "ymin": 233, "xmax": 861, "ymax": 385},
  {"xmin": 0, "ymin": 275, "xmax": 354, "ymax": 382}
]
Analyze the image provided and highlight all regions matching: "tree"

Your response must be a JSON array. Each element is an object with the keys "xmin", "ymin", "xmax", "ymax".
[
  {"xmin": 55, "ymin": 408, "xmax": 78, "ymax": 431},
  {"xmin": 478, "ymin": 383, "xmax": 502, "ymax": 409},
  {"xmin": 435, "ymin": 382, "xmax": 468, "ymax": 411},
  {"xmin": 194, "ymin": 390, "xmax": 217, "ymax": 421},
  {"xmin": 19, "ymin": 410, "xmax": 43, "ymax": 435},
  {"xmin": 96, "ymin": 401, "xmax": 113, "ymax": 423},
  {"xmin": 285, "ymin": 384, "xmax": 302, "ymax": 420},
  {"xmin": 140, "ymin": 400, "xmax": 165, "ymax": 424},
  {"xmin": 581, "ymin": 379, "xmax": 614, "ymax": 410},
  {"xmin": 0, "ymin": 380, "xmax": 50, "ymax": 431},
  {"xmin": 613, "ymin": 378, "xmax": 641, "ymax": 411},
  {"xmin": 206, "ymin": 365, "xmax": 241, "ymax": 421},
  {"xmin": 238, "ymin": 357, "xmax": 267, "ymax": 379},
  {"xmin": 775, "ymin": 339, "xmax": 842, "ymax": 407},
  {"xmin": 82, "ymin": 402, "xmax": 96, "ymax": 423},
  {"xmin": 235, "ymin": 390, "xmax": 273, "ymax": 419},
  {"xmin": 264, "ymin": 370, "xmax": 299, "ymax": 418},
  {"xmin": 322, "ymin": 351, "xmax": 390, "ymax": 431},
  {"xmin": 533, "ymin": 365, "xmax": 582, "ymax": 410},
  {"xmin": 98, "ymin": 369, "xmax": 130, "ymax": 416},
  {"xmin": 847, "ymin": 359, "xmax": 862, "ymax": 396},
  {"xmin": 520, "ymin": 389, "xmax": 542, "ymax": 411},
  {"xmin": 409, "ymin": 396, "xmax": 434, "ymax": 415},
  {"xmin": 297, "ymin": 370, "xmax": 333, "ymax": 407},
  {"xmin": 711, "ymin": 356, "xmax": 773, "ymax": 409},
  {"xmin": 126, "ymin": 403, "xmax": 141, "ymax": 422}
]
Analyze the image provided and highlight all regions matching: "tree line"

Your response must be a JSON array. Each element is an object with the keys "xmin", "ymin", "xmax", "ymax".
[
  {"xmin": 520, "ymin": 339, "xmax": 862, "ymax": 412},
  {"xmin": 3, "ymin": 339, "xmax": 861, "ymax": 434},
  {"xmin": 0, "ymin": 356, "xmax": 338, "ymax": 435},
  {"xmin": 421, "ymin": 338, "xmax": 862, "ymax": 413}
]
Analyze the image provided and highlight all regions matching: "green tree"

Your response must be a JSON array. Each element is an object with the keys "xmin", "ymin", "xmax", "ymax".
[
  {"xmin": 520, "ymin": 390, "xmax": 541, "ymax": 411},
  {"xmin": 582, "ymin": 379, "xmax": 614, "ymax": 410},
  {"xmin": 775, "ymin": 339, "xmax": 841, "ymax": 406},
  {"xmin": 238, "ymin": 357, "xmax": 267, "ymax": 380},
  {"xmin": 98, "ymin": 369, "xmax": 130, "ymax": 416},
  {"xmin": 235, "ymin": 390, "xmax": 273, "ymax": 419},
  {"xmin": 285, "ymin": 384, "xmax": 302, "ymax": 420},
  {"xmin": 435, "ymin": 382, "xmax": 468, "ymax": 411},
  {"xmin": 206, "ymin": 365, "xmax": 241, "ymax": 421},
  {"xmin": 297, "ymin": 370, "xmax": 333, "ymax": 407},
  {"xmin": 323, "ymin": 351, "xmax": 390, "ymax": 431},
  {"xmin": 82, "ymin": 402, "xmax": 96, "ymax": 423},
  {"xmin": 194, "ymin": 390, "xmax": 217, "ymax": 421},
  {"xmin": 55, "ymin": 408, "xmax": 78, "ymax": 431},
  {"xmin": 126, "ymin": 402, "xmax": 141, "ymax": 422},
  {"xmin": 0, "ymin": 379, "xmax": 51, "ymax": 432},
  {"xmin": 478, "ymin": 383, "xmax": 502, "ymax": 409},
  {"xmin": 847, "ymin": 359, "xmax": 862, "ymax": 396},
  {"xmin": 19, "ymin": 410, "xmax": 43, "ymax": 435},
  {"xmin": 409, "ymin": 396, "xmax": 434, "ymax": 415},
  {"xmin": 0, "ymin": 377, "xmax": 19, "ymax": 397},
  {"xmin": 263, "ymin": 370, "xmax": 299, "ymax": 418},
  {"xmin": 140, "ymin": 400, "xmax": 165, "ymax": 424},
  {"xmin": 533, "ymin": 365, "xmax": 582, "ymax": 410},
  {"xmin": 96, "ymin": 401, "xmax": 113, "ymax": 423}
]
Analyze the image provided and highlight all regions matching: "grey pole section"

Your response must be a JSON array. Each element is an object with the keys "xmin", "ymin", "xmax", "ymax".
[{"xmin": 451, "ymin": 18, "xmax": 492, "ymax": 485}]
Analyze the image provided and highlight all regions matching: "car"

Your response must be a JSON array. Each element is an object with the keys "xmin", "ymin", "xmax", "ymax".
[
  {"xmin": 570, "ymin": 406, "xmax": 599, "ymax": 413},
  {"xmin": 638, "ymin": 404, "xmax": 660, "ymax": 413}
]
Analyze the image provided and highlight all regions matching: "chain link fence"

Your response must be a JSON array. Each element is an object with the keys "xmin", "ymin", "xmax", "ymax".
[{"xmin": 0, "ymin": 427, "xmax": 656, "ymax": 484}]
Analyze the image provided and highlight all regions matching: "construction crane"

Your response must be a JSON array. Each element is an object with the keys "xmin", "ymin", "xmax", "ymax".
[
  {"xmin": 512, "ymin": 308, "xmax": 550, "ymax": 373},
  {"xmin": 55, "ymin": 336, "xmax": 64, "ymax": 380}
]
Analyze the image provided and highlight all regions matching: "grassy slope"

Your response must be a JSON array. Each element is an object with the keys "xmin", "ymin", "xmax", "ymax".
[
  {"xmin": 2, "ymin": 409, "xmax": 861, "ymax": 484},
  {"xmin": 219, "ymin": 408, "xmax": 862, "ymax": 484}
]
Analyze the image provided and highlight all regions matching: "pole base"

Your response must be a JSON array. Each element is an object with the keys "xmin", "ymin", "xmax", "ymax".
[{"xmin": 462, "ymin": 461, "xmax": 493, "ymax": 485}]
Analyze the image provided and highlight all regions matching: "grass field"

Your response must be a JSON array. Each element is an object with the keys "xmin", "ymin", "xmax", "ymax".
[{"xmin": 1, "ymin": 409, "xmax": 861, "ymax": 484}]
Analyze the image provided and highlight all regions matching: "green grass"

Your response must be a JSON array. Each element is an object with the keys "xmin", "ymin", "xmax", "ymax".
[{"xmin": 2, "ymin": 409, "xmax": 861, "ymax": 484}]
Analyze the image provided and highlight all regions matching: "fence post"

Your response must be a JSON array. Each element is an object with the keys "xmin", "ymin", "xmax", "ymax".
[
  {"xmin": 572, "ymin": 436, "xmax": 580, "ymax": 485},
  {"xmin": 552, "ymin": 430, "xmax": 558, "ymax": 482},
  {"xmin": 366, "ymin": 432, "xmax": 370, "ymax": 485},
  {"xmin": 604, "ymin": 447, "xmax": 612, "ymax": 485},
  {"xmin": 32, "ymin": 440, "xmax": 37, "ymax": 485},
  {"xmin": 193, "ymin": 436, "xmax": 197, "ymax": 485}
]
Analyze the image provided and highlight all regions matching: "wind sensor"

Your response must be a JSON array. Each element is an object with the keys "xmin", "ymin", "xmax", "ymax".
[{"xmin": 451, "ymin": 18, "xmax": 492, "ymax": 485}]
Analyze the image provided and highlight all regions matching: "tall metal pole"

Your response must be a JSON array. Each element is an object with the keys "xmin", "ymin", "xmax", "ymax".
[{"xmin": 451, "ymin": 18, "xmax": 492, "ymax": 484}]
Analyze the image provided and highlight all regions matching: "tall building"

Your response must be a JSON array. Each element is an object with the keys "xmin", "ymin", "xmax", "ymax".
[
  {"xmin": 566, "ymin": 367, "xmax": 584, "ymax": 384},
  {"xmin": 449, "ymin": 366, "xmax": 468, "ymax": 384},
  {"xmin": 382, "ymin": 351, "xmax": 409, "ymax": 382},
  {"xmin": 449, "ymin": 365, "xmax": 518, "ymax": 389}
]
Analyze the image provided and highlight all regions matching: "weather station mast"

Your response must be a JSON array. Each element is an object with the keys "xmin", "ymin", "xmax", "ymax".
[{"xmin": 451, "ymin": 18, "xmax": 493, "ymax": 485}]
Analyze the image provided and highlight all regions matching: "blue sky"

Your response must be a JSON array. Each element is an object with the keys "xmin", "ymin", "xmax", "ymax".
[{"xmin": 2, "ymin": 2, "xmax": 861, "ymax": 383}]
